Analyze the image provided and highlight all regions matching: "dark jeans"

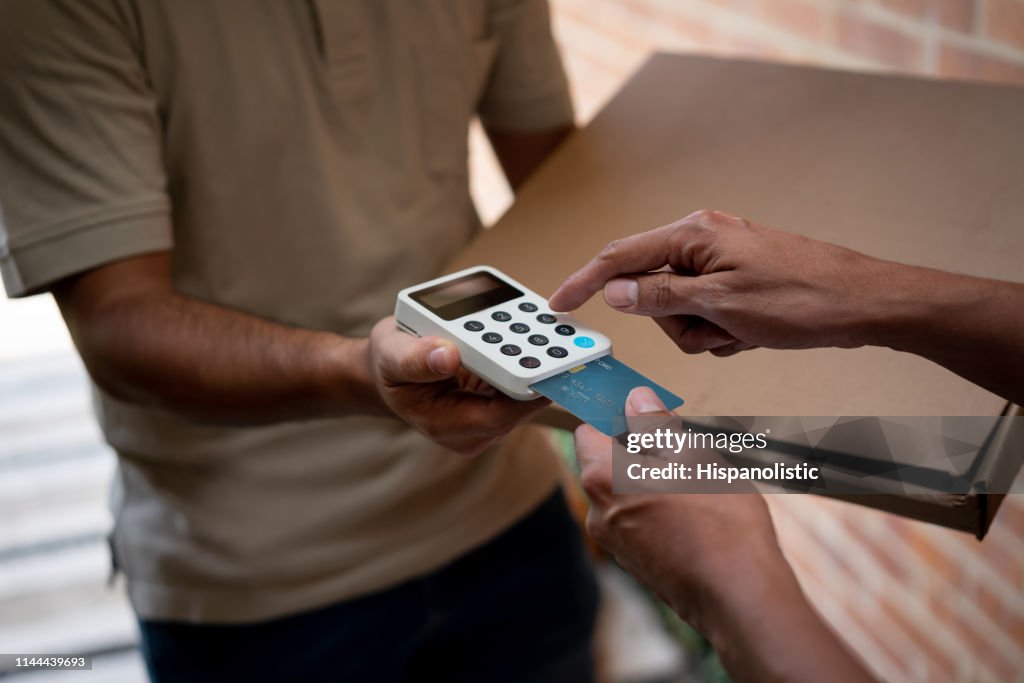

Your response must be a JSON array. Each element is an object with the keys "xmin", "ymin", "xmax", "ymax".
[{"xmin": 139, "ymin": 490, "xmax": 600, "ymax": 683}]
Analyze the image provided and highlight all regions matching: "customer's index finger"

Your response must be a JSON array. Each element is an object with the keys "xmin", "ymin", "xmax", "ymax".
[{"xmin": 548, "ymin": 226, "xmax": 675, "ymax": 311}]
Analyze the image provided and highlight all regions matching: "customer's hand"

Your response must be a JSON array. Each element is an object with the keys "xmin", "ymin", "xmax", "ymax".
[
  {"xmin": 549, "ymin": 210, "xmax": 894, "ymax": 356},
  {"xmin": 577, "ymin": 386, "xmax": 877, "ymax": 683},
  {"xmin": 575, "ymin": 386, "xmax": 786, "ymax": 628},
  {"xmin": 369, "ymin": 317, "xmax": 546, "ymax": 456}
]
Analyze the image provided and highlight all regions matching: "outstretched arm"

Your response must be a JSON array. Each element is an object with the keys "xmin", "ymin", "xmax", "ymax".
[
  {"xmin": 54, "ymin": 251, "xmax": 543, "ymax": 454},
  {"xmin": 576, "ymin": 387, "xmax": 879, "ymax": 683},
  {"xmin": 550, "ymin": 210, "xmax": 1024, "ymax": 405}
]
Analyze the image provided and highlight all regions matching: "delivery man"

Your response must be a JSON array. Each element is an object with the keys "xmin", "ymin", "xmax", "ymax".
[{"xmin": 0, "ymin": 2, "xmax": 598, "ymax": 681}]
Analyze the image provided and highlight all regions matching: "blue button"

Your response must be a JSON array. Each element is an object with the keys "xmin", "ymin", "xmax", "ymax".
[{"xmin": 574, "ymin": 336, "xmax": 595, "ymax": 348}]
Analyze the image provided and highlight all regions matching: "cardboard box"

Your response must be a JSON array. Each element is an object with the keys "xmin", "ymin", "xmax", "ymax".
[{"xmin": 449, "ymin": 53, "xmax": 1024, "ymax": 536}]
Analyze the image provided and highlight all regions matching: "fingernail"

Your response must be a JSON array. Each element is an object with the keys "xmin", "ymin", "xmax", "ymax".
[
  {"xmin": 428, "ymin": 346, "xmax": 451, "ymax": 374},
  {"xmin": 604, "ymin": 279, "xmax": 638, "ymax": 307},
  {"xmin": 629, "ymin": 386, "xmax": 665, "ymax": 415}
]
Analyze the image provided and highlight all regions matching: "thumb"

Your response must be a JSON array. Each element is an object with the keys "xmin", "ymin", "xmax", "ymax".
[
  {"xmin": 380, "ymin": 332, "xmax": 460, "ymax": 384},
  {"xmin": 625, "ymin": 386, "xmax": 674, "ymax": 417},
  {"xmin": 624, "ymin": 386, "xmax": 679, "ymax": 438}
]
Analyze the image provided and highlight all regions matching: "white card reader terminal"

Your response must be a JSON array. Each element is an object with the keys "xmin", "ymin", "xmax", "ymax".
[{"xmin": 394, "ymin": 266, "xmax": 612, "ymax": 400}]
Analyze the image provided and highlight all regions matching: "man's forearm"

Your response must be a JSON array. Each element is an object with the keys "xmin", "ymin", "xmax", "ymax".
[
  {"xmin": 63, "ymin": 288, "xmax": 383, "ymax": 424},
  {"xmin": 858, "ymin": 263, "xmax": 1024, "ymax": 405}
]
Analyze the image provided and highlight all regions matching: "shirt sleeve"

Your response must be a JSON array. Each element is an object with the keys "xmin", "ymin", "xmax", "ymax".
[
  {"xmin": 0, "ymin": 1, "xmax": 172, "ymax": 298},
  {"xmin": 477, "ymin": 0, "xmax": 575, "ymax": 133}
]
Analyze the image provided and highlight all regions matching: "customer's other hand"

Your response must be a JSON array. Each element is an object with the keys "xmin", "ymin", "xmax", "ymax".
[
  {"xmin": 577, "ymin": 386, "xmax": 878, "ymax": 683},
  {"xmin": 575, "ymin": 386, "xmax": 786, "ymax": 628}
]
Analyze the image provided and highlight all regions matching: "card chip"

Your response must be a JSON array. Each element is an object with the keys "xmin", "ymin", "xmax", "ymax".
[{"xmin": 530, "ymin": 355, "xmax": 683, "ymax": 436}]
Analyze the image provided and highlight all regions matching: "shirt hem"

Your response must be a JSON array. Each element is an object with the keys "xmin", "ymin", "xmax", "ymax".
[{"xmin": 124, "ymin": 473, "xmax": 563, "ymax": 624}]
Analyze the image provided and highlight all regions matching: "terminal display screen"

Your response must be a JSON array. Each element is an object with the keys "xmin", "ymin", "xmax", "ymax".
[{"xmin": 411, "ymin": 271, "xmax": 523, "ymax": 320}]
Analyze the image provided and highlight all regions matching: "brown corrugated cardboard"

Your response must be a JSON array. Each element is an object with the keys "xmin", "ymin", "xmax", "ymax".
[{"xmin": 449, "ymin": 53, "xmax": 1024, "ymax": 535}]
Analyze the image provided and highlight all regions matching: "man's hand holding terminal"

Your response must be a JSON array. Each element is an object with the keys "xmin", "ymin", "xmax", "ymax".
[
  {"xmin": 368, "ymin": 317, "xmax": 544, "ymax": 456},
  {"xmin": 57, "ymin": 253, "xmax": 544, "ymax": 458}
]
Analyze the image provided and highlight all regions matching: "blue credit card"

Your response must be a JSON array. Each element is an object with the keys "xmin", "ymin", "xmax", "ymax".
[{"xmin": 530, "ymin": 355, "xmax": 683, "ymax": 436}]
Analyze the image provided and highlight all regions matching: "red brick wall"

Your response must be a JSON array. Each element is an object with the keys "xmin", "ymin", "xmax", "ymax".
[
  {"xmin": 768, "ymin": 496, "xmax": 1024, "ymax": 681},
  {"xmin": 539, "ymin": 2, "xmax": 1024, "ymax": 681},
  {"xmin": 549, "ymin": 0, "xmax": 1024, "ymax": 121}
]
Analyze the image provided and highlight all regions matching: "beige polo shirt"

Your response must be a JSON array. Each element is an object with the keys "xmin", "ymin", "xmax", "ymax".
[{"xmin": 0, "ymin": 0, "xmax": 573, "ymax": 622}]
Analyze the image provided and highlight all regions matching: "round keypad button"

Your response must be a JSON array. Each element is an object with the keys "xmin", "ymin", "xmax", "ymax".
[
  {"xmin": 547, "ymin": 346, "xmax": 568, "ymax": 359},
  {"xmin": 519, "ymin": 356, "xmax": 541, "ymax": 369},
  {"xmin": 491, "ymin": 311, "xmax": 512, "ymax": 322},
  {"xmin": 482, "ymin": 332, "xmax": 503, "ymax": 344},
  {"xmin": 464, "ymin": 320, "xmax": 484, "ymax": 332},
  {"xmin": 528, "ymin": 334, "xmax": 549, "ymax": 346},
  {"xmin": 573, "ymin": 336, "xmax": 596, "ymax": 348},
  {"xmin": 536, "ymin": 313, "xmax": 557, "ymax": 324},
  {"xmin": 518, "ymin": 302, "xmax": 538, "ymax": 312},
  {"xmin": 554, "ymin": 324, "xmax": 575, "ymax": 336},
  {"xmin": 500, "ymin": 344, "xmax": 521, "ymax": 356},
  {"xmin": 509, "ymin": 322, "xmax": 530, "ymax": 334}
]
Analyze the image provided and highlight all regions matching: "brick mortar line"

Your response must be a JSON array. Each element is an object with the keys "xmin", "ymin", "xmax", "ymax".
[
  {"xmin": 777, "ymin": 508, "xmax": 942, "ymax": 669},
  {"xmin": 588, "ymin": 0, "xmax": 886, "ymax": 68},
  {"xmin": 592, "ymin": 0, "xmax": 1024, "ymax": 70},
  {"xmin": 808, "ymin": 0, "xmax": 1024, "ymax": 63},
  {"xmin": 925, "ymin": 530, "xmax": 1024, "ymax": 617},
  {"xmin": 558, "ymin": 11, "xmax": 722, "ymax": 64},
  {"xmin": 808, "ymin": 510, "xmax": 1024, "ymax": 671},
  {"xmin": 937, "ymin": 590, "xmax": 1024, "ymax": 670},
  {"xmin": 553, "ymin": 12, "xmax": 653, "ymax": 61},
  {"xmin": 722, "ymin": 7, "xmax": 930, "ymax": 72},
  {"xmin": 885, "ymin": 570, "xmax": 1012, "ymax": 680},
  {"xmin": 977, "ymin": 0, "xmax": 988, "ymax": 43},
  {"xmin": 894, "ymin": 2, "xmax": 1024, "ymax": 60},
  {"xmin": 935, "ymin": 26, "xmax": 1024, "ymax": 64},
  {"xmin": 795, "ymin": 564, "xmax": 908, "ymax": 680},
  {"xmin": 792, "ymin": 509, "xmax": 982, "ymax": 678},
  {"xmin": 557, "ymin": 6, "xmax": 892, "ymax": 92},
  {"xmin": 587, "ymin": 5, "xmax": 1024, "ymax": 87},
  {"xmin": 561, "ymin": 49, "xmax": 644, "ymax": 90},
  {"xmin": 554, "ymin": 23, "xmax": 654, "ymax": 77},
  {"xmin": 777, "ymin": 510, "xmax": 910, "ymax": 680},
  {"xmin": 778, "ymin": 509, "xmax": 962, "ymax": 679},
  {"xmin": 557, "ymin": 53, "xmax": 638, "ymax": 109}
]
